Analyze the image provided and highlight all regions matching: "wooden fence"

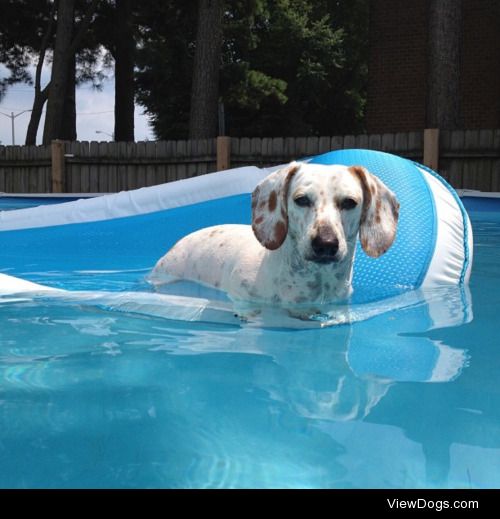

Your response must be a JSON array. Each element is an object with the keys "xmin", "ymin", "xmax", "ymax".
[{"xmin": 0, "ymin": 129, "xmax": 499, "ymax": 193}]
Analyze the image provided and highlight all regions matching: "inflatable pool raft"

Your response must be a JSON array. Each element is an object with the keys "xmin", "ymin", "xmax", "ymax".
[{"xmin": 0, "ymin": 149, "xmax": 473, "ymax": 326}]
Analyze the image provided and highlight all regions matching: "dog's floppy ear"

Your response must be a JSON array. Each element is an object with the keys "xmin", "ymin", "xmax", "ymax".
[
  {"xmin": 349, "ymin": 166, "xmax": 400, "ymax": 258},
  {"xmin": 252, "ymin": 161, "xmax": 300, "ymax": 250}
]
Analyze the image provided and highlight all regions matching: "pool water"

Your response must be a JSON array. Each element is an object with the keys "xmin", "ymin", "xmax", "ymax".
[
  {"xmin": 0, "ymin": 204, "xmax": 499, "ymax": 488},
  {"xmin": 0, "ymin": 195, "xmax": 92, "ymax": 211}
]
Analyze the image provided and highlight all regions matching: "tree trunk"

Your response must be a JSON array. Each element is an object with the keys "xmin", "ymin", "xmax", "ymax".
[
  {"xmin": 42, "ymin": 0, "xmax": 75, "ymax": 144},
  {"xmin": 25, "ymin": 87, "xmax": 49, "ymax": 145},
  {"xmin": 426, "ymin": 0, "xmax": 463, "ymax": 129},
  {"xmin": 25, "ymin": 2, "xmax": 55, "ymax": 145},
  {"xmin": 60, "ymin": 55, "xmax": 77, "ymax": 141},
  {"xmin": 114, "ymin": 0, "xmax": 135, "ymax": 141},
  {"xmin": 188, "ymin": 0, "xmax": 224, "ymax": 139}
]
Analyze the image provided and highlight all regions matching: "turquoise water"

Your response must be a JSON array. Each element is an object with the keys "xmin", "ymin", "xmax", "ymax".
[
  {"xmin": 0, "ymin": 205, "xmax": 499, "ymax": 488},
  {"xmin": 0, "ymin": 196, "xmax": 89, "ymax": 211}
]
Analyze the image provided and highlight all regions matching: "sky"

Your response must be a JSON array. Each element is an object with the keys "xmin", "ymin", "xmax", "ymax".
[{"xmin": 0, "ymin": 64, "xmax": 153, "ymax": 145}]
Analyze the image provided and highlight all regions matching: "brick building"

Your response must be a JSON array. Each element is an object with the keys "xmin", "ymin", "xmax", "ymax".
[{"xmin": 366, "ymin": 0, "xmax": 500, "ymax": 133}]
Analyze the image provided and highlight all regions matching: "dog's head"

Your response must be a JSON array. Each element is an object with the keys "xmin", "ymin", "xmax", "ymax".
[{"xmin": 251, "ymin": 161, "xmax": 400, "ymax": 263}]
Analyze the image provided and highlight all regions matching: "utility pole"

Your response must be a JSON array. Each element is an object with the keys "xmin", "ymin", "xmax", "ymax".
[{"xmin": 0, "ymin": 110, "xmax": 32, "ymax": 145}]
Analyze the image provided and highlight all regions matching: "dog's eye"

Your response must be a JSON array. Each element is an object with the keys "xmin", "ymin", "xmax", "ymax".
[
  {"xmin": 294, "ymin": 195, "xmax": 312, "ymax": 208},
  {"xmin": 340, "ymin": 198, "xmax": 358, "ymax": 210}
]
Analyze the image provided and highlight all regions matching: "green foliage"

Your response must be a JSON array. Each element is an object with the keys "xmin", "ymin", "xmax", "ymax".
[
  {"xmin": 135, "ymin": 1, "xmax": 197, "ymax": 139},
  {"xmin": 0, "ymin": 0, "xmax": 369, "ymax": 138},
  {"xmin": 0, "ymin": 0, "xmax": 112, "ymax": 97},
  {"xmin": 136, "ymin": 0, "xmax": 369, "ymax": 138},
  {"xmin": 0, "ymin": 0, "xmax": 53, "ymax": 95}
]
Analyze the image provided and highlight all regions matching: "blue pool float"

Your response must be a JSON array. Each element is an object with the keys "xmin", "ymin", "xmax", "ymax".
[{"xmin": 0, "ymin": 149, "xmax": 473, "ymax": 324}]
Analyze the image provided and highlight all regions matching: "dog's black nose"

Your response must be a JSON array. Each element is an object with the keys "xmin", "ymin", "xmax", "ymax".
[{"xmin": 311, "ymin": 235, "xmax": 339, "ymax": 258}]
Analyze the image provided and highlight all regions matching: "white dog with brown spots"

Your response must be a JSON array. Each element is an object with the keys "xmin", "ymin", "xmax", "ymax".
[{"xmin": 151, "ymin": 162, "xmax": 399, "ymax": 317}]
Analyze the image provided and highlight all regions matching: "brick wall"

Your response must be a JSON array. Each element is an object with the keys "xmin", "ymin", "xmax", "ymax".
[
  {"xmin": 461, "ymin": 0, "xmax": 500, "ymax": 129},
  {"xmin": 366, "ymin": 0, "xmax": 427, "ymax": 133},
  {"xmin": 367, "ymin": 0, "xmax": 500, "ymax": 133}
]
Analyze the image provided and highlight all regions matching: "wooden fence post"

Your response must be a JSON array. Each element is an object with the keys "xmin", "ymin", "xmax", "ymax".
[
  {"xmin": 423, "ymin": 128, "xmax": 440, "ymax": 171},
  {"xmin": 51, "ymin": 140, "xmax": 66, "ymax": 193},
  {"xmin": 217, "ymin": 136, "xmax": 231, "ymax": 171}
]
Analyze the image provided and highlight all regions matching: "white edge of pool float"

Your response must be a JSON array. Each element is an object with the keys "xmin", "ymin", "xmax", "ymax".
[
  {"xmin": 0, "ymin": 165, "xmax": 268, "ymax": 231},
  {"xmin": 0, "ymin": 272, "xmax": 61, "ymax": 302},
  {"xmin": 417, "ymin": 167, "xmax": 473, "ymax": 287}
]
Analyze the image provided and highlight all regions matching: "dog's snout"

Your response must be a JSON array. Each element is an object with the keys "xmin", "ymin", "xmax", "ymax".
[{"xmin": 311, "ymin": 229, "xmax": 339, "ymax": 259}]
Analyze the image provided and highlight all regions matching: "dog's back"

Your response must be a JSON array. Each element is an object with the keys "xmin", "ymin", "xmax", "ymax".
[{"xmin": 151, "ymin": 224, "xmax": 263, "ymax": 292}]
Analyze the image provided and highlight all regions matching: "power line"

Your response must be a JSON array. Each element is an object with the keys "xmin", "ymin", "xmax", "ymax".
[
  {"xmin": 1, "ymin": 88, "xmax": 35, "ymax": 92},
  {"xmin": 78, "ymin": 110, "xmax": 114, "ymax": 115},
  {"xmin": 0, "ymin": 108, "xmax": 115, "ymax": 144},
  {"xmin": 5, "ymin": 84, "xmax": 110, "ymax": 93},
  {"xmin": 0, "ymin": 107, "xmax": 114, "ymax": 115},
  {"xmin": 0, "ymin": 105, "xmax": 32, "ymax": 111}
]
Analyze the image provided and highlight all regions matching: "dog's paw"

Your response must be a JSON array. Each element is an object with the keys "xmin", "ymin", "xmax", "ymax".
[
  {"xmin": 286, "ymin": 308, "xmax": 332, "ymax": 322},
  {"xmin": 232, "ymin": 301, "xmax": 262, "ymax": 322},
  {"xmin": 234, "ymin": 309, "xmax": 262, "ymax": 322}
]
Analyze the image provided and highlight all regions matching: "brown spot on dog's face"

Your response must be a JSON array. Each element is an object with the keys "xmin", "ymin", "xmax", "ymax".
[
  {"xmin": 349, "ymin": 165, "xmax": 399, "ymax": 257},
  {"xmin": 360, "ymin": 235, "xmax": 369, "ymax": 253},
  {"xmin": 348, "ymin": 166, "xmax": 372, "ymax": 218},
  {"xmin": 251, "ymin": 162, "xmax": 301, "ymax": 250},
  {"xmin": 268, "ymin": 190, "xmax": 277, "ymax": 212},
  {"xmin": 375, "ymin": 198, "xmax": 382, "ymax": 224},
  {"xmin": 274, "ymin": 220, "xmax": 286, "ymax": 243},
  {"xmin": 390, "ymin": 200, "xmax": 400, "ymax": 221},
  {"xmin": 265, "ymin": 221, "xmax": 287, "ymax": 250}
]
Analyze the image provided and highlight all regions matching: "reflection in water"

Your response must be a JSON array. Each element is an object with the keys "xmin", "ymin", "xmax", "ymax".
[
  {"xmin": 348, "ymin": 286, "xmax": 471, "ymax": 384},
  {"xmin": 0, "ymin": 284, "xmax": 478, "ymax": 488},
  {"xmin": 230, "ymin": 286, "xmax": 471, "ymax": 422}
]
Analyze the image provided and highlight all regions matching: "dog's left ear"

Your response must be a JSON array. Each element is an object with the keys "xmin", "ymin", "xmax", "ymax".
[
  {"xmin": 252, "ymin": 161, "xmax": 301, "ymax": 250},
  {"xmin": 349, "ymin": 166, "xmax": 400, "ymax": 258}
]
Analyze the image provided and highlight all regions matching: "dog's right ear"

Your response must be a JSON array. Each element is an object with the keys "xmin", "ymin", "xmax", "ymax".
[{"xmin": 252, "ymin": 162, "xmax": 300, "ymax": 250}]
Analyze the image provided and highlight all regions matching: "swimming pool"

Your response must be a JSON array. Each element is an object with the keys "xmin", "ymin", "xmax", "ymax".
[
  {"xmin": 0, "ymin": 196, "xmax": 498, "ymax": 489},
  {"xmin": 0, "ymin": 194, "xmax": 95, "ymax": 212}
]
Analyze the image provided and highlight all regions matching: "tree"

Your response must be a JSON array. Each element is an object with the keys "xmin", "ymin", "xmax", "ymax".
[
  {"xmin": 0, "ymin": 0, "xmax": 52, "ymax": 107},
  {"xmin": 25, "ymin": 2, "xmax": 56, "ymax": 145},
  {"xmin": 113, "ymin": 0, "xmax": 135, "ymax": 141},
  {"xmin": 60, "ymin": 55, "xmax": 77, "ymax": 140},
  {"xmin": 1, "ymin": 0, "xmax": 136, "ymax": 144},
  {"xmin": 42, "ymin": 0, "xmax": 100, "ymax": 144},
  {"xmin": 42, "ymin": 0, "xmax": 76, "ymax": 144},
  {"xmin": 426, "ymin": 0, "xmax": 463, "ymax": 129},
  {"xmin": 222, "ymin": 0, "xmax": 364, "ymax": 136},
  {"xmin": 188, "ymin": 0, "xmax": 225, "ymax": 139},
  {"xmin": 135, "ymin": 1, "xmax": 197, "ymax": 139},
  {"xmin": 0, "ymin": 0, "xmax": 106, "ymax": 144},
  {"xmin": 136, "ymin": 0, "xmax": 369, "ymax": 139}
]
